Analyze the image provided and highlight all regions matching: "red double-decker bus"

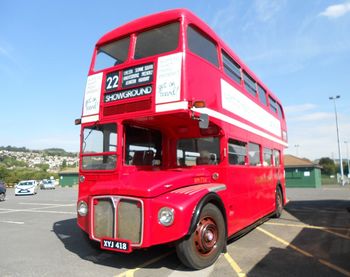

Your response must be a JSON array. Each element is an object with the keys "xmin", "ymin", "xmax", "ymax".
[{"xmin": 76, "ymin": 9, "xmax": 288, "ymax": 269}]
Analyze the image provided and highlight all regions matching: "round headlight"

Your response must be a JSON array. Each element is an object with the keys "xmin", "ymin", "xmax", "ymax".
[
  {"xmin": 77, "ymin": 201, "xmax": 88, "ymax": 216},
  {"xmin": 158, "ymin": 207, "xmax": 174, "ymax": 226}
]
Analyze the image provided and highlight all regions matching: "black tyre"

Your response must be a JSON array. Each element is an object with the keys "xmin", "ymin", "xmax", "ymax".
[
  {"xmin": 273, "ymin": 186, "xmax": 283, "ymax": 218},
  {"xmin": 0, "ymin": 193, "xmax": 5, "ymax": 201},
  {"xmin": 176, "ymin": 203, "xmax": 225, "ymax": 269}
]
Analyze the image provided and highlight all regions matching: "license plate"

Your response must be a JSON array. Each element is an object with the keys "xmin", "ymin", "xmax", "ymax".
[{"xmin": 100, "ymin": 238, "xmax": 131, "ymax": 253}]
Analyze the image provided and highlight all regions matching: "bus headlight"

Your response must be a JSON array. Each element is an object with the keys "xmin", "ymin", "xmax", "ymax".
[
  {"xmin": 77, "ymin": 201, "xmax": 88, "ymax": 216},
  {"xmin": 158, "ymin": 207, "xmax": 175, "ymax": 226}
]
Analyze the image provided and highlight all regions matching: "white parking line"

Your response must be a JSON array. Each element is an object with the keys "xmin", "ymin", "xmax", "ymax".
[
  {"xmin": 19, "ymin": 202, "xmax": 75, "ymax": 206},
  {"xmin": 0, "ymin": 220, "xmax": 24, "ymax": 225},
  {"xmin": 0, "ymin": 208, "xmax": 75, "ymax": 215},
  {"xmin": 257, "ymin": 227, "xmax": 350, "ymax": 277}
]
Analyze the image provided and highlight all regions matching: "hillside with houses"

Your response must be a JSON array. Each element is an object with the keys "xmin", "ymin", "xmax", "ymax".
[
  {"xmin": 0, "ymin": 146, "xmax": 78, "ymax": 172},
  {"xmin": 0, "ymin": 146, "xmax": 79, "ymax": 185}
]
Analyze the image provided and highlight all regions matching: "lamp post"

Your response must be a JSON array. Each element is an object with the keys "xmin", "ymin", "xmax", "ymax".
[
  {"xmin": 294, "ymin": 144, "xmax": 300, "ymax": 157},
  {"xmin": 329, "ymin": 95, "xmax": 344, "ymax": 186},
  {"xmin": 345, "ymin": 141, "xmax": 349, "ymax": 178}
]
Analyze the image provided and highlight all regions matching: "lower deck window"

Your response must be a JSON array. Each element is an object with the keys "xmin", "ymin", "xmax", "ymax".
[
  {"xmin": 124, "ymin": 125, "xmax": 162, "ymax": 166},
  {"xmin": 263, "ymin": 148, "xmax": 273, "ymax": 166},
  {"xmin": 248, "ymin": 142, "xmax": 261, "ymax": 166},
  {"xmin": 228, "ymin": 139, "xmax": 247, "ymax": 165},
  {"xmin": 177, "ymin": 137, "xmax": 220, "ymax": 166},
  {"xmin": 273, "ymin": 150, "xmax": 281, "ymax": 166}
]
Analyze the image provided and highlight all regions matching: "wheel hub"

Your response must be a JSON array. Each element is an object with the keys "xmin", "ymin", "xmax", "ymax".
[{"xmin": 194, "ymin": 217, "xmax": 218, "ymax": 256}]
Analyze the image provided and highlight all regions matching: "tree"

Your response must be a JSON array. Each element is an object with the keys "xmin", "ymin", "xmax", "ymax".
[
  {"xmin": 318, "ymin": 157, "xmax": 336, "ymax": 176},
  {"xmin": 61, "ymin": 159, "xmax": 67, "ymax": 169},
  {"xmin": 0, "ymin": 166, "xmax": 9, "ymax": 180},
  {"xmin": 36, "ymin": 163, "xmax": 49, "ymax": 172}
]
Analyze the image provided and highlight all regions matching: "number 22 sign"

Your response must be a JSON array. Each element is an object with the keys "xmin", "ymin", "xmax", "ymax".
[{"xmin": 105, "ymin": 71, "xmax": 119, "ymax": 91}]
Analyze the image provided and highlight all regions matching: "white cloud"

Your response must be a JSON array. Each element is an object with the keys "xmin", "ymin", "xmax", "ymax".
[
  {"xmin": 211, "ymin": 1, "xmax": 237, "ymax": 32},
  {"xmin": 285, "ymin": 104, "xmax": 317, "ymax": 114},
  {"xmin": 254, "ymin": 0, "xmax": 286, "ymax": 22},
  {"xmin": 319, "ymin": 2, "xmax": 350, "ymax": 18},
  {"xmin": 286, "ymin": 121, "xmax": 350, "ymax": 160},
  {"xmin": 290, "ymin": 112, "xmax": 334, "ymax": 122}
]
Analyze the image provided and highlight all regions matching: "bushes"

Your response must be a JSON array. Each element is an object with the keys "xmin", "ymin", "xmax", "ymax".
[{"xmin": 0, "ymin": 166, "xmax": 58, "ymax": 184}]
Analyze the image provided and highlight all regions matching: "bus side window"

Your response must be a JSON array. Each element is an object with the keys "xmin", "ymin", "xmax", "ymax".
[
  {"xmin": 177, "ymin": 137, "xmax": 220, "ymax": 166},
  {"xmin": 263, "ymin": 148, "xmax": 272, "ymax": 166},
  {"xmin": 248, "ymin": 142, "xmax": 261, "ymax": 166},
  {"xmin": 273, "ymin": 150, "xmax": 280, "ymax": 166},
  {"xmin": 243, "ymin": 71, "xmax": 257, "ymax": 97},
  {"xmin": 258, "ymin": 84, "xmax": 268, "ymax": 106},
  {"xmin": 277, "ymin": 103, "xmax": 284, "ymax": 119},
  {"xmin": 222, "ymin": 50, "xmax": 241, "ymax": 84},
  {"xmin": 269, "ymin": 96, "xmax": 278, "ymax": 114},
  {"xmin": 228, "ymin": 139, "xmax": 247, "ymax": 165}
]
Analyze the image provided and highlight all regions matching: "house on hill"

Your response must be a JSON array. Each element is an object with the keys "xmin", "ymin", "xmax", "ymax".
[{"xmin": 284, "ymin": 155, "xmax": 322, "ymax": 188}]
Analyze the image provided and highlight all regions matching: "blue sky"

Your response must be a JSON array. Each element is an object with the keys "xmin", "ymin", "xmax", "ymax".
[{"xmin": 1, "ymin": 0, "xmax": 349, "ymax": 160}]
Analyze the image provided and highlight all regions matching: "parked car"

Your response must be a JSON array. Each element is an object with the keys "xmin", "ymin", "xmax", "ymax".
[
  {"xmin": 15, "ymin": 180, "xmax": 38, "ymax": 196},
  {"xmin": 40, "ymin": 179, "xmax": 55, "ymax": 190},
  {"xmin": 0, "ymin": 180, "xmax": 6, "ymax": 201}
]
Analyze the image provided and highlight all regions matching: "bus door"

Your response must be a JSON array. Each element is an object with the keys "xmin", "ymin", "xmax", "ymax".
[{"xmin": 226, "ymin": 139, "xmax": 255, "ymax": 232}]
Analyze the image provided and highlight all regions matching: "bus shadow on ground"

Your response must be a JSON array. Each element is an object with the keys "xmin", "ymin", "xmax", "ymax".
[
  {"xmin": 52, "ymin": 218, "xmax": 180, "ymax": 271},
  {"xmin": 247, "ymin": 199, "xmax": 350, "ymax": 277}
]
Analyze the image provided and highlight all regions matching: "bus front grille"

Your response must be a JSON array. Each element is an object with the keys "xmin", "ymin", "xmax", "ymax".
[
  {"xmin": 92, "ymin": 196, "xmax": 143, "ymax": 246},
  {"xmin": 93, "ymin": 198, "xmax": 114, "ymax": 238}
]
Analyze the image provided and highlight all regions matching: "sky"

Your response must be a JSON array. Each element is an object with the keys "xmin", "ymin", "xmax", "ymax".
[{"xmin": 0, "ymin": 0, "xmax": 349, "ymax": 161}]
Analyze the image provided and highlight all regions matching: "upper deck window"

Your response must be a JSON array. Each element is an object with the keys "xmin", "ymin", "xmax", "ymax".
[
  {"xmin": 222, "ymin": 51, "xmax": 241, "ymax": 84},
  {"xmin": 134, "ymin": 22, "xmax": 180, "ymax": 59},
  {"xmin": 269, "ymin": 96, "xmax": 278, "ymax": 114},
  {"xmin": 258, "ymin": 84, "xmax": 267, "ymax": 106},
  {"xmin": 277, "ymin": 103, "xmax": 284, "ymax": 119},
  {"xmin": 94, "ymin": 37, "xmax": 130, "ymax": 71},
  {"xmin": 243, "ymin": 71, "xmax": 257, "ymax": 97},
  {"xmin": 187, "ymin": 26, "xmax": 219, "ymax": 67}
]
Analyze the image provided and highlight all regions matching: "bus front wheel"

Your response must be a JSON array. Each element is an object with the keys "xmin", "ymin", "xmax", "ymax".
[{"xmin": 176, "ymin": 203, "xmax": 225, "ymax": 269}]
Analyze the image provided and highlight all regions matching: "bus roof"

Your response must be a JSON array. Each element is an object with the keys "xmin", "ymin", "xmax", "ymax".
[
  {"xmin": 96, "ymin": 8, "xmax": 281, "ymax": 105},
  {"xmin": 97, "ymin": 9, "xmax": 196, "ymax": 45}
]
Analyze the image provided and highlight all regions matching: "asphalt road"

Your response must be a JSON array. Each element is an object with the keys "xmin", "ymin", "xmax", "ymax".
[{"xmin": 0, "ymin": 186, "xmax": 349, "ymax": 277}]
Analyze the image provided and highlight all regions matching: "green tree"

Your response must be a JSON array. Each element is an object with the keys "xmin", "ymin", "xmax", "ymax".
[
  {"xmin": 318, "ymin": 157, "xmax": 336, "ymax": 176},
  {"xmin": 0, "ymin": 166, "xmax": 9, "ymax": 180},
  {"xmin": 61, "ymin": 159, "xmax": 67, "ymax": 169},
  {"xmin": 36, "ymin": 163, "xmax": 49, "ymax": 172}
]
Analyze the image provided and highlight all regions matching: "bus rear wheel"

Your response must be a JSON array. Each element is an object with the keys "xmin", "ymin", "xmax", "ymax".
[
  {"xmin": 176, "ymin": 203, "xmax": 225, "ymax": 269},
  {"xmin": 274, "ymin": 186, "xmax": 283, "ymax": 218}
]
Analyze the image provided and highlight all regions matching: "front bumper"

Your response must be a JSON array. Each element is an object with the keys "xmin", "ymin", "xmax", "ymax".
[{"xmin": 15, "ymin": 188, "xmax": 35, "ymax": 195}]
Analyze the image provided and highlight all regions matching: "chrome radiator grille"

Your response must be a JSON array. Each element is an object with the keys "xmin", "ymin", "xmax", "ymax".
[{"xmin": 92, "ymin": 196, "xmax": 143, "ymax": 245}]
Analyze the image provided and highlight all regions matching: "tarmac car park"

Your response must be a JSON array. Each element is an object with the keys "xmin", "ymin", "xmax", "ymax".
[{"xmin": 0, "ymin": 186, "xmax": 349, "ymax": 277}]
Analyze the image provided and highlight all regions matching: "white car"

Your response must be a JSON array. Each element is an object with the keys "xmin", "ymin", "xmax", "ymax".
[
  {"xmin": 40, "ymin": 179, "xmax": 55, "ymax": 190},
  {"xmin": 15, "ymin": 180, "xmax": 39, "ymax": 196}
]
